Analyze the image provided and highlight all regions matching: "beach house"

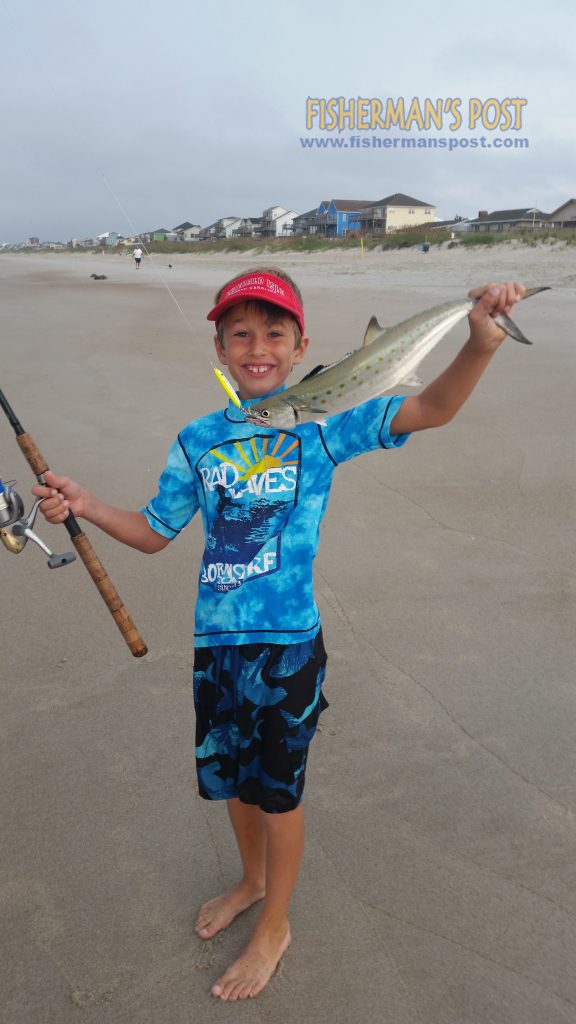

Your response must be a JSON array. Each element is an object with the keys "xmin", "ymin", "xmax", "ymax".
[
  {"xmin": 313, "ymin": 199, "xmax": 379, "ymax": 237},
  {"xmin": 466, "ymin": 208, "xmax": 549, "ymax": 233},
  {"xmin": 199, "ymin": 217, "xmax": 243, "ymax": 241},
  {"xmin": 173, "ymin": 222, "xmax": 201, "ymax": 242},
  {"xmin": 291, "ymin": 209, "xmax": 320, "ymax": 235},
  {"xmin": 548, "ymin": 199, "xmax": 576, "ymax": 229},
  {"xmin": 354, "ymin": 193, "xmax": 436, "ymax": 233},
  {"xmin": 260, "ymin": 206, "xmax": 297, "ymax": 237}
]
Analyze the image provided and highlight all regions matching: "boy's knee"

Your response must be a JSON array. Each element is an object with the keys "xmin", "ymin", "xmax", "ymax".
[{"xmin": 261, "ymin": 803, "xmax": 304, "ymax": 824}]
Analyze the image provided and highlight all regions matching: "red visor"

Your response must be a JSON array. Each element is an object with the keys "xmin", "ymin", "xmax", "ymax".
[{"xmin": 207, "ymin": 272, "xmax": 305, "ymax": 334}]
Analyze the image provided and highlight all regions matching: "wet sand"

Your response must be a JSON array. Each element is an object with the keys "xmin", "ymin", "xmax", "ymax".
[{"xmin": 1, "ymin": 247, "xmax": 575, "ymax": 1023}]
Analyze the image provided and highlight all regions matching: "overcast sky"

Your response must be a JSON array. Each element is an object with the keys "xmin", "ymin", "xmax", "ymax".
[{"xmin": 1, "ymin": 0, "xmax": 573, "ymax": 242}]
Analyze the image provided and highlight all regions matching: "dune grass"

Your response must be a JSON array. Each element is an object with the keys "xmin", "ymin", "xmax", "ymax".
[
  {"xmin": 10, "ymin": 227, "xmax": 575, "ymax": 258},
  {"xmin": 123, "ymin": 227, "xmax": 576, "ymax": 255}
]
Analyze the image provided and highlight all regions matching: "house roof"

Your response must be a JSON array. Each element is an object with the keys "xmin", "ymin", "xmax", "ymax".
[
  {"xmin": 200, "ymin": 217, "xmax": 241, "ymax": 231},
  {"xmin": 431, "ymin": 218, "xmax": 470, "ymax": 228},
  {"xmin": 548, "ymin": 199, "xmax": 576, "ymax": 219},
  {"xmin": 469, "ymin": 208, "xmax": 549, "ymax": 224},
  {"xmin": 375, "ymin": 193, "xmax": 434, "ymax": 208},
  {"xmin": 330, "ymin": 199, "xmax": 379, "ymax": 211},
  {"xmin": 173, "ymin": 221, "xmax": 199, "ymax": 231}
]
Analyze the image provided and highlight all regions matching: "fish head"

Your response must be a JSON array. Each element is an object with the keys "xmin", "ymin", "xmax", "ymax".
[{"xmin": 242, "ymin": 400, "xmax": 299, "ymax": 429}]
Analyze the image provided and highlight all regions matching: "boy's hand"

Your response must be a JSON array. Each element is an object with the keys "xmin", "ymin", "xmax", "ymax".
[
  {"xmin": 32, "ymin": 470, "xmax": 88, "ymax": 523},
  {"xmin": 467, "ymin": 282, "xmax": 525, "ymax": 352}
]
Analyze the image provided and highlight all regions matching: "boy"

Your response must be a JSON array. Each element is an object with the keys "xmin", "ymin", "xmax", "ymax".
[{"xmin": 35, "ymin": 267, "xmax": 524, "ymax": 1002}]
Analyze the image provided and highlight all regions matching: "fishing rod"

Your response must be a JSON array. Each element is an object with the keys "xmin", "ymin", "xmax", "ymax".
[
  {"xmin": 0, "ymin": 387, "xmax": 148, "ymax": 658},
  {"xmin": 1, "ymin": 183, "xmax": 233, "ymax": 662},
  {"xmin": 0, "ymin": 24, "xmax": 225, "ymax": 659}
]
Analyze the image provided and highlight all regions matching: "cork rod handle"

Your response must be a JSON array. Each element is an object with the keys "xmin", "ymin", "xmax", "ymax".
[
  {"xmin": 15, "ymin": 431, "xmax": 148, "ymax": 658},
  {"xmin": 70, "ymin": 534, "xmax": 148, "ymax": 657}
]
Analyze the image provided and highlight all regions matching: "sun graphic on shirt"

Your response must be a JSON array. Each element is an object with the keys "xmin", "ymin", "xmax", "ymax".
[{"xmin": 210, "ymin": 434, "xmax": 299, "ymax": 482}]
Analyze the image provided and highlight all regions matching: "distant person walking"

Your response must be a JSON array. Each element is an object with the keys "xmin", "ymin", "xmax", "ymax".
[{"xmin": 133, "ymin": 247, "xmax": 143, "ymax": 269}]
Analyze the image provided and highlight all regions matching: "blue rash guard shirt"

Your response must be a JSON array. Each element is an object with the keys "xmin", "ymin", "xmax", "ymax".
[{"xmin": 142, "ymin": 392, "xmax": 410, "ymax": 647}]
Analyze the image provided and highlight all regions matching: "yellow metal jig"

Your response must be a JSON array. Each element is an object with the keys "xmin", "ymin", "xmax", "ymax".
[{"xmin": 213, "ymin": 367, "xmax": 242, "ymax": 409}]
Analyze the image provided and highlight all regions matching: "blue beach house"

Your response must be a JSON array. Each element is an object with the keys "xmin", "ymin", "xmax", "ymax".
[{"xmin": 316, "ymin": 199, "xmax": 378, "ymax": 237}]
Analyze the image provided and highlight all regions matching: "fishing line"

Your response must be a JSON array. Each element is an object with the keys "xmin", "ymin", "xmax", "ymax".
[
  {"xmin": 101, "ymin": 174, "xmax": 197, "ymax": 332},
  {"xmin": 100, "ymin": 175, "xmax": 243, "ymax": 409},
  {"xmin": 1, "ymin": 0, "xmax": 241, "ymax": 409}
]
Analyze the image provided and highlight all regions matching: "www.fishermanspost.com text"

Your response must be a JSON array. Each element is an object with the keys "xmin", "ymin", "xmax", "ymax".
[{"xmin": 299, "ymin": 135, "xmax": 529, "ymax": 151}]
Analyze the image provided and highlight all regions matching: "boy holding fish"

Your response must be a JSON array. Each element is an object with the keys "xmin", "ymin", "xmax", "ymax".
[{"xmin": 35, "ymin": 267, "xmax": 525, "ymax": 1001}]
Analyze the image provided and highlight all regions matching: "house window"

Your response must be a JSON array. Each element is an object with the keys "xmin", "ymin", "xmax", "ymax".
[{"xmin": 409, "ymin": 209, "xmax": 414, "ymax": 214}]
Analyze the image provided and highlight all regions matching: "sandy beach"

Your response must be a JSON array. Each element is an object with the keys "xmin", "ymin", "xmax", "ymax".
[{"xmin": 1, "ymin": 246, "xmax": 575, "ymax": 1023}]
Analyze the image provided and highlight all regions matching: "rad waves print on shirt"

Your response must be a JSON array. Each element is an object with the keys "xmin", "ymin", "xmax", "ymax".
[{"xmin": 196, "ymin": 430, "xmax": 302, "ymax": 593}]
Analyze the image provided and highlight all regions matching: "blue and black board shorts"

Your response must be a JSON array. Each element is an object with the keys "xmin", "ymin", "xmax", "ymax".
[{"xmin": 193, "ymin": 630, "xmax": 328, "ymax": 813}]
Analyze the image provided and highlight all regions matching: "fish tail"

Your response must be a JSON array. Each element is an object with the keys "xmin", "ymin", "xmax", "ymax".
[
  {"xmin": 493, "ymin": 285, "xmax": 550, "ymax": 345},
  {"xmin": 495, "ymin": 313, "xmax": 532, "ymax": 345}
]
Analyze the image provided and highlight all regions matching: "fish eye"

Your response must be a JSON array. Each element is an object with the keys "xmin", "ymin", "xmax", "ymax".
[{"xmin": 260, "ymin": 409, "xmax": 270, "ymax": 418}]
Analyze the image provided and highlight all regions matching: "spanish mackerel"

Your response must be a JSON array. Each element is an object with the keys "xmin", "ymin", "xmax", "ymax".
[{"xmin": 243, "ymin": 287, "xmax": 548, "ymax": 428}]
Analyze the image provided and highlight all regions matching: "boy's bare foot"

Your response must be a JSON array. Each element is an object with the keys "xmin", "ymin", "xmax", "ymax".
[
  {"xmin": 211, "ymin": 919, "xmax": 291, "ymax": 1000},
  {"xmin": 195, "ymin": 881, "xmax": 265, "ymax": 940}
]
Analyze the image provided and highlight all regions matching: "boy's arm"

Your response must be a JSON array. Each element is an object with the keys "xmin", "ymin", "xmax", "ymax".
[
  {"xmin": 390, "ymin": 282, "xmax": 525, "ymax": 435},
  {"xmin": 33, "ymin": 470, "xmax": 169, "ymax": 554}
]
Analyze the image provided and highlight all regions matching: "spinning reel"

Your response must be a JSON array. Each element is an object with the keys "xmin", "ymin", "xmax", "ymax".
[{"xmin": 0, "ymin": 478, "xmax": 76, "ymax": 568}]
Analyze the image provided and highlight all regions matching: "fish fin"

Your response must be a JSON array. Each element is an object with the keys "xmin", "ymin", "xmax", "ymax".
[
  {"xmin": 300, "ymin": 363, "xmax": 327, "ymax": 381},
  {"xmin": 362, "ymin": 315, "xmax": 385, "ymax": 347},
  {"xmin": 523, "ymin": 286, "xmax": 551, "ymax": 299},
  {"xmin": 398, "ymin": 372, "xmax": 423, "ymax": 387},
  {"xmin": 495, "ymin": 313, "xmax": 532, "ymax": 345},
  {"xmin": 298, "ymin": 359, "xmax": 344, "ymax": 383}
]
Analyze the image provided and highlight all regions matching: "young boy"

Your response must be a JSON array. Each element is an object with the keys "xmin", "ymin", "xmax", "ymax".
[{"xmin": 35, "ymin": 267, "xmax": 524, "ymax": 1002}]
